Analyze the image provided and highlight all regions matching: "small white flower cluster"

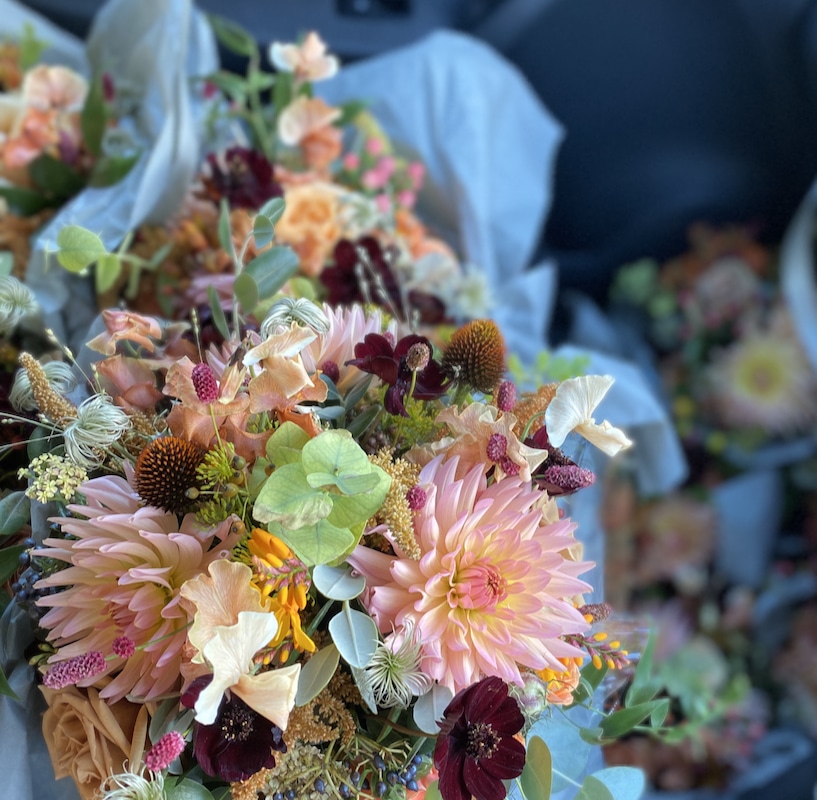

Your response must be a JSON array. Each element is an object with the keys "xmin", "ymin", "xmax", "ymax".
[{"xmin": 20, "ymin": 453, "xmax": 88, "ymax": 503}]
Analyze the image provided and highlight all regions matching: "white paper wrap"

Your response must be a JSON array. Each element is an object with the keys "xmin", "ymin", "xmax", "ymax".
[
  {"xmin": 320, "ymin": 29, "xmax": 687, "ymax": 503},
  {"xmin": 7, "ymin": 0, "xmax": 218, "ymax": 352}
]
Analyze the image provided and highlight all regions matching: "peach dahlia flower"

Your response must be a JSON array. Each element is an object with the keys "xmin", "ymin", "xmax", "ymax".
[
  {"xmin": 347, "ymin": 456, "xmax": 592, "ymax": 694},
  {"xmin": 36, "ymin": 473, "xmax": 242, "ymax": 703}
]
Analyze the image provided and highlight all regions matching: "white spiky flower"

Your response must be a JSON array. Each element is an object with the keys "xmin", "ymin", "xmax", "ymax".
[
  {"xmin": 362, "ymin": 622, "xmax": 433, "ymax": 709},
  {"xmin": 0, "ymin": 275, "xmax": 39, "ymax": 335},
  {"xmin": 261, "ymin": 296, "xmax": 330, "ymax": 337},
  {"xmin": 99, "ymin": 767, "xmax": 165, "ymax": 800},
  {"xmin": 9, "ymin": 360, "xmax": 77, "ymax": 412},
  {"xmin": 62, "ymin": 394, "xmax": 131, "ymax": 468}
]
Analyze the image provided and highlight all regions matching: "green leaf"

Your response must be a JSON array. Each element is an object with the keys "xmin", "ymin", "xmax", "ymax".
[
  {"xmin": 413, "ymin": 683, "xmax": 454, "ymax": 734},
  {"xmin": 424, "ymin": 783, "xmax": 443, "ymax": 800},
  {"xmin": 271, "ymin": 517, "xmax": 356, "ymax": 567},
  {"xmin": 244, "ymin": 246, "xmax": 300, "ymax": 302},
  {"xmin": 570, "ymin": 660, "xmax": 609, "ymax": 707},
  {"xmin": 328, "ymin": 602, "xmax": 378, "ymax": 669},
  {"xmin": 519, "ymin": 736, "xmax": 552, "ymax": 800},
  {"xmin": 0, "ymin": 252, "xmax": 12, "ymax": 277},
  {"xmin": 0, "ymin": 545, "xmax": 25, "ymax": 584},
  {"xmin": 578, "ymin": 726, "xmax": 605, "ymax": 745},
  {"xmin": 0, "ymin": 492, "xmax": 31, "ymax": 538},
  {"xmin": 95, "ymin": 253, "xmax": 121, "ymax": 294},
  {"xmin": 336, "ymin": 99, "xmax": 368, "ymax": 128},
  {"xmin": 259, "ymin": 197, "xmax": 286, "ymax": 225},
  {"xmin": 81, "ymin": 74, "xmax": 107, "ymax": 157},
  {"xmin": 55, "ymin": 226, "xmax": 108, "ymax": 273},
  {"xmin": 233, "ymin": 272, "xmax": 259, "ymax": 315},
  {"xmin": 165, "ymin": 778, "xmax": 217, "ymax": 800},
  {"xmin": 528, "ymin": 713, "xmax": 592, "ymax": 794},
  {"xmin": 202, "ymin": 71, "xmax": 248, "ymax": 102},
  {"xmin": 589, "ymin": 767, "xmax": 645, "ymax": 800},
  {"xmin": 88, "ymin": 152, "xmax": 140, "ymax": 187},
  {"xmin": 345, "ymin": 402, "xmax": 380, "ymax": 439},
  {"xmin": 207, "ymin": 14, "xmax": 259, "ymax": 58},
  {"xmin": 599, "ymin": 699, "xmax": 670, "ymax": 740},
  {"xmin": 252, "ymin": 213, "xmax": 275, "ymax": 249},
  {"xmin": 301, "ymin": 430, "xmax": 374, "ymax": 483},
  {"xmin": 328, "ymin": 473, "xmax": 390, "ymax": 532},
  {"xmin": 0, "ymin": 186, "xmax": 50, "ymax": 216},
  {"xmin": 273, "ymin": 72, "xmax": 293, "ymax": 114},
  {"xmin": 0, "ymin": 663, "xmax": 19, "ymax": 702},
  {"xmin": 265, "ymin": 421, "xmax": 310, "ymax": 466},
  {"xmin": 217, "ymin": 198, "xmax": 233, "ymax": 255},
  {"xmin": 295, "ymin": 644, "xmax": 340, "ymax": 706},
  {"xmin": 312, "ymin": 563, "xmax": 366, "ymax": 601},
  {"xmin": 206, "ymin": 284, "xmax": 230, "ymax": 342},
  {"xmin": 253, "ymin": 463, "xmax": 333, "ymax": 529},
  {"xmin": 28, "ymin": 154, "xmax": 84, "ymax": 199},
  {"xmin": 19, "ymin": 22, "xmax": 46, "ymax": 71},
  {"xmin": 574, "ymin": 775, "xmax": 615, "ymax": 800},
  {"xmin": 27, "ymin": 424, "xmax": 56, "ymax": 460}
]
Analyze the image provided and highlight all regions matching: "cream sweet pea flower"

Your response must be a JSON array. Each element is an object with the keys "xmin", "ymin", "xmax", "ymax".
[
  {"xmin": 277, "ymin": 96, "xmax": 340, "ymax": 147},
  {"xmin": 544, "ymin": 375, "xmax": 633, "ymax": 456},
  {"xmin": 194, "ymin": 611, "xmax": 300, "ymax": 729},
  {"xmin": 269, "ymin": 32, "xmax": 339, "ymax": 83}
]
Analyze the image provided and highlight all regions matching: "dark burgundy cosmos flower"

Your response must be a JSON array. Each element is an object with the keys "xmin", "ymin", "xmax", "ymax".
[
  {"xmin": 181, "ymin": 675, "xmax": 286, "ymax": 782},
  {"xmin": 202, "ymin": 146, "xmax": 283, "ymax": 210},
  {"xmin": 322, "ymin": 236, "xmax": 447, "ymax": 325},
  {"xmin": 346, "ymin": 332, "xmax": 448, "ymax": 416},
  {"xmin": 434, "ymin": 676, "xmax": 526, "ymax": 800},
  {"xmin": 526, "ymin": 427, "xmax": 595, "ymax": 497}
]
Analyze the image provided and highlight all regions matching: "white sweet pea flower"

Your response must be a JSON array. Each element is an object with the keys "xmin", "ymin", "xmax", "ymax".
[
  {"xmin": 545, "ymin": 375, "xmax": 633, "ymax": 456},
  {"xmin": 269, "ymin": 31, "xmax": 339, "ymax": 83},
  {"xmin": 194, "ymin": 610, "xmax": 300, "ymax": 729}
]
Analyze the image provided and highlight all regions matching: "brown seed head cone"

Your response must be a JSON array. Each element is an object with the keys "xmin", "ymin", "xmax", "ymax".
[
  {"xmin": 18, "ymin": 352, "xmax": 77, "ymax": 425},
  {"xmin": 441, "ymin": 319, "xmax": 506, "ymax": 394},
  {"xmin": 134, "ymin": 436, "xmax": 206, "ymax": 514}
]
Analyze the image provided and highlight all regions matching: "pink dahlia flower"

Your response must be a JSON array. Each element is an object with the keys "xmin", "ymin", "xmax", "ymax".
[
  {"xmin": 36, "ymin": 472, "xmax": 242, "ymax": 703},
  {"xmin": 347, "ymin": 456, "xmax": 592, "ymax": 694}
]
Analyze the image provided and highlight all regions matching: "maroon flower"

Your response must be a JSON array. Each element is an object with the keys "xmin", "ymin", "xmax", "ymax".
[
  {"xmin": 434, "ymin": 676, "xmax": 526, "ymax": 800},
  {"xmin": 202, "ymin": 146, "xmax": 283, "ymax": 210},
  {"xmin": 181, "ymin": 676, "xmax": 286, "ymax": 782},
  {"xmin": 322, "ymin": 236, "xmax": 447, "ymax": 324},
  {"xmin": 346, "ymin": 332, "xmax": 448, "ymax": 416}
]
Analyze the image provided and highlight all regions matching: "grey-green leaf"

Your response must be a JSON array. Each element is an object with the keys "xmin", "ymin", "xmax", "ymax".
[
  {"xmin": 327, "ymin": 602, "xmax": 378, "ymax": 669},
  {"xmin": 295, "ymin": 644, "xmax": 340, "ymax": 706},
  {"xmin": 0, "ymin": 491, "xmax": 30, "ymax": 537}
]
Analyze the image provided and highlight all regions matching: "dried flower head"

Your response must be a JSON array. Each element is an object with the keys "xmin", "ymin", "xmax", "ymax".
[
  {"xmin": 100, "ymin": 768, "xmax": 165, "ymax": 800},
  {"xmin": 0, "ymin": 274, "xmax": 39, "ymax": 334},
  {"xmin": 9, "ymin": 359, "xmax": 76, "ymax": 412},
  {"xmin": 441, "ymin": 319, "xmax": 505, "ymax": 394},
  {"xmin": 63, "ymin": 394, "xmax": 132, "ymax": 469},
  {"xmin": 134, "ymin": 436, "xmax": 207, "ymax": 514},
  {"xmin": 261, "ymin": 297, "xmax": 330, "ymax": 337}
]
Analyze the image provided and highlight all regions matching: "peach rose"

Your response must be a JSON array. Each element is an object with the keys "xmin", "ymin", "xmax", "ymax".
[
  {"xmin": 40, "ymin": 681, "xmax": 150, "ymax": 800},
  {"xmin": 275, "ymin": 183, "xmax": 342, "ymax": 277}
]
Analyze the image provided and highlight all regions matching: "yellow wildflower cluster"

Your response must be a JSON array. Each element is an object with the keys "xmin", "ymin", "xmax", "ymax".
[{"xmin": 20, "ymin": 453, "xmax": 88, "ymax": 503}]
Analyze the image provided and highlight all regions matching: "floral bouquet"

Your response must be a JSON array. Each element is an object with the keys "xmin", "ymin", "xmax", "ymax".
[
  {"xmin": 610, "ymin": 223, "xmax": 817, "ymax": 476},
  {"xmin": 53, "ymin": 24, "xmax": 485, "ymax": 336},
  {"xmin": 0, "ymin": 221, "xmax": 663, "ymax": 800}
]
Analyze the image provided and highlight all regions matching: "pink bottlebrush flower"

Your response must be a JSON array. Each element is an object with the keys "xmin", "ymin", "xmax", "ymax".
[
  {"xmin": 144, "ymin": 731, "xmax": 186, "ymax": 772},
  {"xmin": 112, "ymin": 636, "xmax": 136, "ymax": 658},
  {"xmin": 35, "ymin": 472, "xmax": 242, "ymax": 703},
  {"xmin": 495, "ymin": 380, "xmax": 517, "ymax": 412},
  {"xmin": 374, "ymin": 193, "xmax": 392, "ymax": 214},
  {"xmin": 406, "ymin": 160, "xmax": 426, "ymax": 189},
  {"xmin": 396, "ymin": 190, "xmax": 416, "ymax": 209},
  {"xmin": 365, "ymin": 137, "xmax": 384, "ymax": 156},
  {"xmin": 42, "ymin": 651, "xmax": 106, "ymax": 689},
  {"xmin": 377, "ymin": 156, "xmax": 396, "ymax": 179},
  {"xmin": 361, "ymin": 168, "xmax": 388, "ymax": 190},
  {"xmin": 342, "ymin": 152, "xmax": 360, "ymax": 171},
  {"xmin": 348, "ymin": 456, "xmax": 592, "ymax": 694}
]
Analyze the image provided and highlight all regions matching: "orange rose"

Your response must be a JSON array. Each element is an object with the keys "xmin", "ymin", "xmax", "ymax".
[
  {"xmin": 40, "ymin": 681, "xmax": 150, "ymax": 800},
  {"xmin": 275, "ymin": 183, "xmax": 341, "ymax": 277}
]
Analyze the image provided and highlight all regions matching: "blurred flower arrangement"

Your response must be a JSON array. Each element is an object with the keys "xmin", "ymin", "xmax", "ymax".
[
  {"xmin": 610, "ymin": 223, "xmax": 817, "ymax": 474},
  {"xmin": 0, "ymin": 23, "xmax": 138, "ymax": 281},
  {"xmin": 55, "ymin": 22, "xmax": 486, "ymax": 333}
]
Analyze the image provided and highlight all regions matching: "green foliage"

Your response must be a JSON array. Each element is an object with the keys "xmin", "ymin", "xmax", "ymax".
[
  {"xmin": 18, "ymin": 22, "xmax": 46, "ymax": 71},
  {"xmin": 80, "ymin": 74, "xmax": 108, "ymax": 158},
  {"xmin": 54, "ymin": 226, "xmax": 107, "ymax": 273},
  {"xmin": 0, "ymin": 491, "xmax": 31, "ymax": 537},
  {"xmin": 253, "ymin": 427, "xmax": 391, "ymax": 565},
  {"xmin": 207, "ymin": 14, "xmax": 258, "ymax": 59},
  {"xmin": 519, "ymin": 736, "xmax": 552, "ymax": 800},
  {"xmin": 507, "ymin": 350, "xmax": 590, "ymax": 390}
]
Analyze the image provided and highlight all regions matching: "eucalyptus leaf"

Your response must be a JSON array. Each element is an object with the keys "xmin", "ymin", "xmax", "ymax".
[
  {"xmin": 259, "ymin": 197, "xmax": 286, "ymax": 225},
  {"xmin": 252, "ymin": 213, "xmax": 274, "ymax": 249},
  {"xmin": 312, "ymin": 563, "xmax": 366, "ymax": 600},
  {"xmin": 0, "ymin": 545, "xmax": 25, "ymax": 584},
  {"xmin": 350, "ymin": 663, "xmax": 378, "ymax": 714},
  {"xmin": 528, "ymin": 712, "xmax": 591, "ymax": 794},
  {"xmin": 217, "ymin": 198, "xmax": 233, "ymax": 256},
  {"xmin": 588, "ymin": 767, "xmax": 645, "ymax": 800},
  {"xmin": 207, "ymin": 284, "xmax": 230, "ymax": 341},
  {"xmin": 207, "ymin": 14, "xmax": 259, "ymax": 58},
  {"xmin": 95, "ymin": 253, "xmax": 122, "ymax": 294},
  {"xmin": 327, "ymin": 602, "xmax": 378, "ymax": 669},
  {"xmin": 519, "ymin": 736, "xmax": 552, "ymax": 800},
  {"xmin": 244, "ymin": 246, "xmax": 300, "ymax": 301},
  {"xmin": 0, "ymin": 491, "xmax": 31, "ymax": 538},
  {"xmin": 234, "ymin": 272, "xmax": 259, "ymax": 315},
  {"xmin": 413, "ymin": 684, "xmax": 453, "ymax": 734},
  {"xmin": 55, "ymin": 226, "xmax": 108, "ymax": 273},
  {"xmin": 295, "ymin": 644, "xmax": 340, "ymax": 706},
  {"xmin": 599, "ymin": 699, "xmax": 669, "ymax": 740},
  {"xmin": 166, "ymin": 778, "xmax": 217, "ymax": 800},
  {"xmin": 573, "ymin": 775, "xmax": 615, "ymax": 800}
]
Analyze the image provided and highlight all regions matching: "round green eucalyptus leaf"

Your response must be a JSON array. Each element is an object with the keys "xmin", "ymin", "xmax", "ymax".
[
  {"xmin": 328, "ymin": 603, "xmax": 378, "ymax": 669},
  {"xmin": 295, "ymin": 644, "xmax": 340, "ymax": 706},
  {"xmin": 413, "ymin": 683, "xmax": 453, "ymax": 734},
  {"xmin": 588, "ymin": 767, "xmax": 645, "ymax": 800},
  {"xmin": 312, "ymin": 563, "xmax": 366, "ymax": 600}
]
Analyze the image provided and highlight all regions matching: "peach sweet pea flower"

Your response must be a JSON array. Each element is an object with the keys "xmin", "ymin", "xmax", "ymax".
[
  {"xmin": 545, "ymin": 375, "xmax": 633, "ymax": 456},
  {"xmin": 269, "ymin": 31, "xmax": 339, "ymax": 83},
  {"xmin": 95, "ymin": 355, "xmax": 164, "ymax": 413},
  {"xmin": 278, "ymin": 96, "xmax": 340, "ymax": 147},
  {"xmin": 86, "ymin": 309, "xmax": 164, "ymax": 356},
  {"xmin": 275, "ymin": 182, "xmax": 342, "ymax": 277},
  {"xmin": 22, "ymin": 64, "xmax": 87, "ymax": 111},
  {"xmin": 406, "ymin": 402, "xmax": 547, "ymax": 482},
  {"xmin": 180, "ymin": 560, "xmax": 300, "ymax": 729}
]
